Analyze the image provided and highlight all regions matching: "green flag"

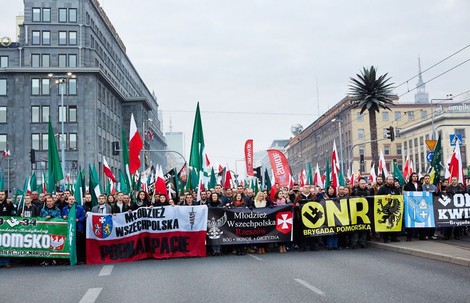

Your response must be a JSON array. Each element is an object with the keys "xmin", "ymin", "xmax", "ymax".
[
  {"xmin": 209, "ymin": 167, "xmax": 217, "ymax": 189},
  {"xmin": 30, "ymin": 171, "xmax": 38, "ymax": 192},
  {"xmin": 393, "ymin": 160, "xmax": 405, "ymax": 186},
  {"xmin": 430, "ymin": 134, "xmax": 443, "ymax": 186},
  {"xmin": 121, "ymin": 128, "xmax": 132, "ymax": 193},
  {"xmin": 338, "ymin": 166, "xmax": 345, "ymax": 187},
  {"xmin": 0, "ymin": 170, "xmax": 4, "ymax": 191},
  {"xmin": 264, "ymin": 168, "xmax": 272, "ymax": 192},
  {"xmin": 118, "ymin": 169, "xmax": 129, "ymax": 194},
  {"xmin": 189, "ymin": 103, "xmax": 205, "ymax": 177},
  {"xmin": 47, "ymin": 120, "xmax": 63, "ymax": 192},
  {"xmin": 324, "ymin": 160, "xmax": 331, "ymax": 188},
  {"xmin": 67, "ymin": 203, "xmax": 77, "ymax": 266},
  {"xmin": 74, "ymin": 170, "xmax": 84, "ymax": 205},
  {"xmin": 306, "ymin": 163, "xmax": 313, "ymax": 185},
  {"xmin": 89, "ymin": 164, "xmax": 101, "ymax": 207}
]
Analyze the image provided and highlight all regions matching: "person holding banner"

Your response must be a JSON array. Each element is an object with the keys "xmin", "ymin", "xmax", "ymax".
[
  {"xmin": 208, "ymin": 193, "xmax": 223, "ymax": 255},
  {"xmin": 404, "ymin": 173, "xmax": 424, "ymax": 241},
  {"xmin": 273, "ymin": 191, "xmax": 288, "ymax": 253},
  {"xmin": 40, "ymin": 195, "xmax": 62, "ymax": 219},
  {"xmin": 351, "ymin": 178, "xmax": 371, "ymax": 249},
  {"xmin": 91, "ymin": 194, "xmax": 112, "ymax": 214},
  {"xmin": 62, "ymin": 196, "xmax": 86, "ymax": 264},
  {"xmin": 21, "ymin": 194, "xmax": 40, "ymax": 218},
  {"xmin": 0, "ymin": 190, "xmax": 14, "ymax": 268},
  {"xmin": 378, "ymin": 176, "xmax": 401, "ymax": 243},
  {"xmin": 447, "ymin": 177, "xmax": 466, "ymax": 240},
  {"xmin": 230, "ymin": 193, "xmax": 247, "ymax": 255},
  {"xmin": 132, "ymin": 191, "xmax": 151, "ymax": 210},
  {"xmin": 112, "ymin": 193, "xmax": 131, "ymax": 213},
  {"xmin": 294, "ymin": 187, "xmax": 317, "ymax": 252}
]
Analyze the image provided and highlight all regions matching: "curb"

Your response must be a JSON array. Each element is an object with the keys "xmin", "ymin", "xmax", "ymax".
[{"xmin": 369, "ymin": 242, "xmax": 470, "ymax": 267}]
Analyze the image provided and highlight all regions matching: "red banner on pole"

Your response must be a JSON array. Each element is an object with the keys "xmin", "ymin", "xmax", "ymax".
[
  {"xmin": 267, "ymin": 149, "xmax": 292, "ymax": 187},
  {"xmin": 245, "ymin": 139, "xmax": 254, "ymax": 176}
]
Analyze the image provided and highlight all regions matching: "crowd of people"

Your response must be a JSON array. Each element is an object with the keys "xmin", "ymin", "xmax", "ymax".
[{"xmin": 0, "ymin": 173, "xmax": 469, "ymax": 267}]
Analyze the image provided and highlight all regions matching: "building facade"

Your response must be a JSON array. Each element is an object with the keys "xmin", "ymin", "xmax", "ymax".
[
  {"xmin": 287, "ymin": 97, "xmax": 470, "ymax": 182},
  {"xmin": 0, "ymin": 0, "xmax": 166, "ymax": 194}
]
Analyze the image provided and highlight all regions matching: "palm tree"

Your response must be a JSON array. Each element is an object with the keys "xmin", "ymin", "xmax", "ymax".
[{"xmin": 349, "ymin": 66, "xmax": 394, "ymax": 171}]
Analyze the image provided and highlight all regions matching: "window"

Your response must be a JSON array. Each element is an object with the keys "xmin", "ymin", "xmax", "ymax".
[
  {"xmin": 382, "ymin": 111, "xmax": 389, "ymax": 121},
  {"xmin": 58, "ymin": 54, "xmax": 67, "ymax": 67},
  {"xmin": 68, "ymin": 133, "xmax": 77, "ymax": 150},
  {"xmin": 42, "ymin": 8, "xmax": 51, "ymax": 22},
  {"xmin": 31, "ymin": 54, "xmax": 40, "ymax": 67},
  {"xmin": 407, "ymin": 111, "xmax": 414, "ymax": 120},
  {"xmin": 69, "ymin": 106, "xmax": 77, "ymax": 122},
  {"xmin": 384, "ymin": 145, "xmax": 390, "ymax": 155},
  {"xmin": 69, "ymin": 54, "xmax": 77, "ymax": 67},
  {"xmin": 32, "ymin": 8, "xmax": 41, "ymax": 22},
  {"xmin": 69, "ymin": 32, "xmax": 77, "ymax": 45},
  {"xmin": 0, "ymin": 135, "xmax": 6, "ymax": 151},
  {"xmin": 397, "ymin": 144, "xmax": 402, "ymax": 155},
  {"xmin": 357, "ymin": 112, "xmax": 363, "ymax": 121},
  {"xmin": 42, "ymin": 54, "xmax": 50, "ymax": 67},
  {"xmin": 59, "ymin": 106, "xmax": 67, "ymax": 122},
  {"xmin": 68, "ymin": 78, "xmax": 77, "ymax": 95},
  {"xmin": 59, "ymin": 31, "xmax": 67, "ymax": 45},
  {"xmin": 32, "ymin": 106, "xmax": 40, "ymax": 123},
  {"xmin": 0, "ymin": 107, "xmax": 6, "ymax": 123},
  {"xmin": 455, "ymin": 128, "xmax": 466, "ymax": 138},
  {"xmin": 0, "ymin": 79, "xmax": 6, "ymax": 95},
  {"xmin": 395, "ymin": 112, "xmax": 401, "ymax": 121},
  {"xmin": 32, "ymin": 31, "xmax": 40, "ymax": 45},
  {"xmin": 32, "ymin": 134, "xmax": 40, "ymax": 150},
  {"xmin": 421, "ymin": 110, "xmax": 427, "ymax": 120},
  {"xmin": 41, "ymin": 79, "xmax": 50, "ymax": 95},
  {"xmin": 41, "ymin": 134, "xmax": 48, "ymax": 151},
  {"xmin": 0, "ymin": 56, "xmax": 8, "ymax": 67},
  {"xmin": 42, "ymin": 106, "xmax": 50, "ymax": 122},
  {"xmin": 59, "ymin": 8, "xmax": 67, "ymax": 22},
  {"xmin": 31, "ymin": 78, "xmax": 49, "ymax": 95},
  {"xmin": 358, "ymin": 129, "xmax": 365, "ymax": 139},
  {"xmin": 69, "ymin": 9, "xmax": 77, "ymax": 23},
  {"xmin": 42, "ymin": 31, "xmax": 51, "ymax": 45}
]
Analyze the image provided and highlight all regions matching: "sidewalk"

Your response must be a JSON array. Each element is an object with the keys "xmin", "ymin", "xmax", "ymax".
[{"xmin": 369, "ymin": 235, "xmax": 470, "ymax": 267}]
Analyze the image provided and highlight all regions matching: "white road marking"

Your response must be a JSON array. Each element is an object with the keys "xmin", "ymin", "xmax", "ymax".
[
  {"xmin": 79, "ymin": 288, "xmax": 103, "ymax": 303},
  {"xmin": 295, "ymin": 278, "xmax": 325, "ymax": 296},
  {"xmin": 247, "ymin": 253, "xmax": 263, "ymax": 261},
  {"xmin": 99, "ymin": 265, "xmax": 114, "ymax": 276}
]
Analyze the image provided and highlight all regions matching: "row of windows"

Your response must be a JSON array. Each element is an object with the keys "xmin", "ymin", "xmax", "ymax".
[
  {"xmin": 31, "ymin": 78, "xmax": 77, "ymax": 95},
  {"xmin": 31, "ymin": 30, "xmax": 77, "ymax": 46},
  {"xmin": 31, "ymin": 54, "xmax": 77, "ymax": 68},
  {"xmin": 32, "ymin": 105, "xmax": 77, "ymax": 123},
  {"xmin": 32, "ymin": 7, "xmax": 77, "ymax": 23},
  {"xmin": 32, "ymin": 133, "xmax": 77, "ymax": 151},
  {"xmin": 357, "ymin": 110, "xmax": 429, "ymax": 122}
]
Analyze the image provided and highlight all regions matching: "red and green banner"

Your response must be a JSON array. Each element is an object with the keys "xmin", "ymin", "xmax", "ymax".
[
  {"xmin": 86, "ymin": 206, "xmax": 208, "ymax": 264},
  {"xmin": 0, "ymin": 216, "xmax": 71, "ymax": 259}
]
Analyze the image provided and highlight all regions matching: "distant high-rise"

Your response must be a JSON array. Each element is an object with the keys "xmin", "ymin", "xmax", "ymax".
[{"xmin": 415, "ymin": 56, "xmax": 429, "ymax": 104}]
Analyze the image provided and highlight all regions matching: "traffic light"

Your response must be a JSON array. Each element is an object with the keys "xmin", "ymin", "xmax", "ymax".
[
  {"xmin": 386, "ymin": 126, "xmax": 395, "ymax": 142},
  {"xmin": 360, "ymin": 154, "xmax": 364, "ymax": 164},
  {"xmin": 112, "ymin": 141, "xmax": 120, "ymax": 155},
  {"xmin": 30, "ymin": 149, "xmax": 36, "ymax": 163}
]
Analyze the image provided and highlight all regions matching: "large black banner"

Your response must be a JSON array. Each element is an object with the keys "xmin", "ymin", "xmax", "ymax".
[
  {"xmin": 434, "ymin": 193, "xmax": 470, "ymax": 227},
  {"xmin": 206, "ymin": 205, "xmax": 293, "ymax": 245}
]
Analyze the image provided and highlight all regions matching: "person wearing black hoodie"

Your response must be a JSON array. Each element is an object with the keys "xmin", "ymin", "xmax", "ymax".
[{"xmin": 378, "ymin": 176, "xmax": 401, "ymax": 243}]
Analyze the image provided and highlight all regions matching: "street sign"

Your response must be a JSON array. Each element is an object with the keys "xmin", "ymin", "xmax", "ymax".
[
  {"xmin": 450, "ymin": 134, "xmax": 462, "ymax": 146},
  {"xmin": 425, "ymin": 139, "xmax": 437, "ymax": 151},
  {"xmin": 426, "ymin": 152, "xmax": 434, "ymax": 163}
]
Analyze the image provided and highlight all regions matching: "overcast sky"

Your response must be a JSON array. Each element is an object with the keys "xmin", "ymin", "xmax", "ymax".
[{"xmin": 2, "ymin": 0, "xmax": 470, "ymax": 174}]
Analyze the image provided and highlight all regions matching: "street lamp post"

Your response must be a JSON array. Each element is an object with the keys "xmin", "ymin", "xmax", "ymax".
[
  {"xmin": 141, "ymin": 118, "xmax": 153, "ymax": 170},
  {"xmin": 430, "ymin": 95, "xmax": 453, "ymax": 139},
  {"xmin": 331, "ymin": 118, "xmax": 344, "ymax": 175},
  {"xmin": 48, "ymin": 72, "xmax": 75, "ymax": 181}
]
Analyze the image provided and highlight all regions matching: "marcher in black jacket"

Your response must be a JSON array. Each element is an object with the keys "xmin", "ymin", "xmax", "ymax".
[
  {"xmin": 377, "ymin": 176, "xmax": 401, "ymax": 243},
  {"xmin": 403, "ymin": 173, "xmax": 425, "ymax": 241}
]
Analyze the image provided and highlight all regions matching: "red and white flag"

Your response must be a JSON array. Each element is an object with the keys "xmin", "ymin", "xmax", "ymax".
[
  {"xmin": 267, "ymin": 149, "xmax": 292, "ymax": 187},
  {"xmin": 299, "ymin": 169, "xmax": 306, "ymax": 187},
  {"xmin": 331, "ymin": 140, "xmax": 340, "ymax": 189},
  {"xmin": 313, "ymin": 163, "xmax": 324, "ymax": 189},
  {"xmin": 369, "ymin": 164, "xmax": 377, "ymax": 183},
  {"xmin": 2, "ymin": 149, "xmax": 10, "ymax": 157},
  {"xmin": 378, "ymin": 149, "xmax": 389, "ymax": 177},
  {"xmin": 146, "ymin": 130, "xmax": 154, "ymax": 141},
  {"xmin": 129, "ymin": 113, "xmax": 144, "ymax": 174},
  {"xmin": 403, "ymin": 154, "xmax": 412, "ymax": 180},
  {"xmin": 244, "ymin": 139, "xmax": 254, "ymax": 176},
  {"xmin": 223, "ymin": 169, "xmax": 233, "ymax": 189},
  {"xmin": 448, "ymin": 140, "xmax": 464, "ymax": 184},
  {"xmin": 102, "ymin": 156, "xmax": 117, "ymax": 183},
  {"xmin": 155, "ymin": 165, "xmax": 168, "ymax": 197}
]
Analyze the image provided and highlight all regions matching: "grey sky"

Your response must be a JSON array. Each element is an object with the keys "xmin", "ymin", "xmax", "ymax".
[{"xmin": 2, "ymin": 0, "xmax": 470, "ymax": 174}]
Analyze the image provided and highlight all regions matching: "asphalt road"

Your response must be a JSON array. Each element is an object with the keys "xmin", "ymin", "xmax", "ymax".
[{"xmin": 1, "ymin": 248, "xmax": 469, "ymax": 303}]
